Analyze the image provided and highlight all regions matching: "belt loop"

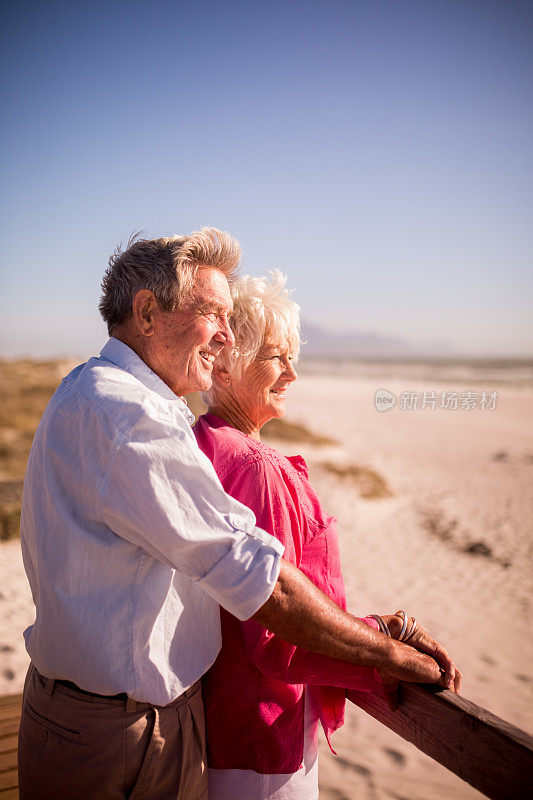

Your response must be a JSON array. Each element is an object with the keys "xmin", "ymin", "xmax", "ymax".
[
  {"xmin": 44, "ymin": 677, "xmax": 55, "ymax": 696},
  {"xmin": 126, "ymin": 697, "xmax": 137, "ymax": 712}
]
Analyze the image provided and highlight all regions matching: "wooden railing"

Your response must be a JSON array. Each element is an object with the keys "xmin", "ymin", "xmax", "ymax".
[
  {"xmin": 1, "ymin": 687, "xmax": 532, "ymax": 799},
  {"xmin": 348, "ymin": 684, "xmax": 533, "ymax": 800}
]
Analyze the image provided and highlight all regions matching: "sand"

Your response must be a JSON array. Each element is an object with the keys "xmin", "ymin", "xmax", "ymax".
[
  {"xmin": 275, "ymin": 372, "xmax": 533, "ymax": 799},
  {"xmin": 1, "ymin": 369, "xmax": 532, "ymax": 799}
]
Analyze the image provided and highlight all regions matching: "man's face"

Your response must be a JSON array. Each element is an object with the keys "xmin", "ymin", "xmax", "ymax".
[{"xmin": 150, "ymin": 267, "xmax": 234, "ymax": 396}]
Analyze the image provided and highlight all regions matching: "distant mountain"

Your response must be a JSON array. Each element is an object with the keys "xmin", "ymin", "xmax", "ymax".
[
  {"xmin": 299, "ymin": 321, "xmax": 458, "ymax": 358},
  {"xmin": 300, "ymin": 321, "xmax": 417, "ymax": 358}
]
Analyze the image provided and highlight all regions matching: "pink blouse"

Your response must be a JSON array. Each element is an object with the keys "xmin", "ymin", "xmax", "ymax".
[{"xmin": 194, "ymin": 413, "xmax": 382, "ymax": 774}]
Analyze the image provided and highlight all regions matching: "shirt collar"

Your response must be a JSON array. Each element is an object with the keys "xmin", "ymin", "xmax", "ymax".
[{"xmin": 99, "ymin": 337, "xmax": 195, "ymax": 424}]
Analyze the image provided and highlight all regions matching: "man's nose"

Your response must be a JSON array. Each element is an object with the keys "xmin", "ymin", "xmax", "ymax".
[{"xmin": 215, "ymin": 316, "xmax": 235, "ymax": 348}]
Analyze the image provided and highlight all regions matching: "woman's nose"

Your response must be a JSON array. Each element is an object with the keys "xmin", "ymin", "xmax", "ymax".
[{"xmin": 285, "ymin": 360, "xmax": 297, "ymax": 381}]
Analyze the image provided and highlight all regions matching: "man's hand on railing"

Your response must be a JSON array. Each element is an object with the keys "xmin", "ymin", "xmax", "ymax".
[
  {"xmin": 375, "ymin": 645, "xmax": 443, "ymax": 711},
  {"xmin": 375, "ymin": 638, "xmax": 459, "ymax": 711},
  {"xmin": 381, "ymin": 613, "xmax": 462, "ymax": 693}
]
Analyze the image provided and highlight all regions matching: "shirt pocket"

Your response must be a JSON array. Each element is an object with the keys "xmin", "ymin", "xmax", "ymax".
[
  {"xmin": 300, "ymin": 513, "xmax": 346, "ymax": 602},
  {"xmin": 300, "ymin": 519, "xmax": 330, "ymax": 583}
]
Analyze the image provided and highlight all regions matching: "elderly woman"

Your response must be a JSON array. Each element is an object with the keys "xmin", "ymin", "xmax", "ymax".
[{"xmin": 194, "ymin": 271, "xmax": 460, "ymax": 800}]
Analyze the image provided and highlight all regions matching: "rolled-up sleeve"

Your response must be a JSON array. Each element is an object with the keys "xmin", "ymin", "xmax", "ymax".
[
  {"xmin": 197, "ymin": 524, "xmax": 283, "ymax": 620},
  {"xmin": 100, "ymin": 407, "xmax": 284, "ymax": 621}
]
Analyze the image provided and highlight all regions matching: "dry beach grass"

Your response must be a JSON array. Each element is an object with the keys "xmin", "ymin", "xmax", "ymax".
[
  {"xmin": 1, "ymin": 359, "xmax": 532, "ymax": 799},
  {"xmin": 0, "ymin": 359, "xmax": 77, "ymax": 540}
]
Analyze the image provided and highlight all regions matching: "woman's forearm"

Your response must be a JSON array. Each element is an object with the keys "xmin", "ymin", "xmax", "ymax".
[{"xmin": 252, "ymin": 559, "xmax": 445, "ymax": 686}]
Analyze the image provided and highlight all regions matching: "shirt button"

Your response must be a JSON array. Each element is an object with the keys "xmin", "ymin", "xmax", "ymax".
[{"xmin": 42, "ymin": 729, "xmax": 48, "ymax": 741}]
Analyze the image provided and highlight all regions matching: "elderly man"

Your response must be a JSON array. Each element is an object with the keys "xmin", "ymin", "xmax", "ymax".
[{"xmin": 18, "ymin": 228, "xmax": 457, "ymax": 800}]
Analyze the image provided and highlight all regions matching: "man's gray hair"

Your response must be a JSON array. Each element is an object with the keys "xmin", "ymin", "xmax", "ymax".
[
  {"xmin": 99, "ymin": 227, "xmax": 241, "ymax": 334},
  {"xmin": 204, "ymin": 269, "xmax": 301, "ymax": 406}
]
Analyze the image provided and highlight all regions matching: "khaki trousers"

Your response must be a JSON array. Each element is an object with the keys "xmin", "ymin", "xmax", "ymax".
[{"xmin": 18, "ymin": 664, "xmax": 207, "ymax": 800}]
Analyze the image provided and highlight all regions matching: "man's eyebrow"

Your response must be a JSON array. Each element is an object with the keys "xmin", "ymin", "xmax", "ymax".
[{"xmin": 196, "ymin": 301, "xmax": 230, "ymax": 314}]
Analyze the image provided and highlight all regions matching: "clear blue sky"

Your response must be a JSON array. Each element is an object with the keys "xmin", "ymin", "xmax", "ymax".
[{"xmin": 2, "ymin": 0, "xmax": 532, "ymax": 357}]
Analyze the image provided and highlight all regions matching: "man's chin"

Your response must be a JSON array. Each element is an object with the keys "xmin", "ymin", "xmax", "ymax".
[
  {"xmin": 177, "ymin": 372, "xmax": 213, "ymax": 397},
  {"xmin": 193, "ymin": 372, "xmax": 213, "ymax": 393}
]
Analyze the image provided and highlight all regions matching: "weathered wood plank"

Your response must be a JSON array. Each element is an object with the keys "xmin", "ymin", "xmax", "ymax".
[
  {"xmin": 0, "ymin": 738, "xmax": 17, "ymax": 755},
  {"xmin": 0, "ymin": 696, "xmax": 21, "ymax": 742},
  {"xmin": 0, "ymin": 770, "xmax": 17, "ymax": 792},
  {"xmin": 0, "ymin": 697, "xmax": 20, "ymax": 798},
  {"xmin": 0, "ymin": 698, "xmax": 21, "ymax": 712},
  {"xmin": 0, "ymin": 747, "xmax": 17, "ymax": 773},
  {"xmin": 0, "ymin": 788, "xmax": 18, "ymax": 800},
  {"xmin": 0, "ymin": 712, "xmax": 20, "ymax": 726},
  {"xmin": 0, "ymin": 720, "xmax": 18, "ymax": 740},
  {"xmin": 348, "ymin": 683, "xmax": 533, "ymax": 800}
]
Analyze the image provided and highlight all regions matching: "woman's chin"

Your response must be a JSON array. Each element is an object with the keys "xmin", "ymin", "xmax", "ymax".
[{"xmin": 270, "ymin": 402, "xmax": 286, "ymax": 420}]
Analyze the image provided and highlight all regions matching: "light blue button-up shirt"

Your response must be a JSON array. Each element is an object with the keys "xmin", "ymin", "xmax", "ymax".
[{"xmin": 20, "ymin": 338, "xmax": 284, "ymax": 705}]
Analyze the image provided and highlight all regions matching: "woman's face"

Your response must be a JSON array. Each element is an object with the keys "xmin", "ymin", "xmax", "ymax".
[{"xmin": 232, "ymin": 338, "xmax": 297, "ymax": 431}]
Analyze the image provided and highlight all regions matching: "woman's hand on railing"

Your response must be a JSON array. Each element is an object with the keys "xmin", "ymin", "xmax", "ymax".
[{"xmin": 381, "ymin": 613, "xmax": 462, "ymax": 693}]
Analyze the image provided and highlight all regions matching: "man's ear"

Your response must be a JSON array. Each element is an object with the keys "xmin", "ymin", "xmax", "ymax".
[
  {"xmin": 132, "ymin": 290, "xmax": 157, "ymax": 337},
  {"xmin": 212, "ymin": 365, "xmax": 231, "ymax": 389}
]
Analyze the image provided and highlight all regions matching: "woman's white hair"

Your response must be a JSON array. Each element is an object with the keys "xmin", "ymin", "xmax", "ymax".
[{"xmin": 203, "ymin": 269, "xmax": 301, "ymax": 405}]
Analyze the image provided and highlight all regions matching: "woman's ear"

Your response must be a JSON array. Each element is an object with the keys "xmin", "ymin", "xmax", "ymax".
[{"xmin": 212, "ymin": 365, "xmax": 231, "ymax": 388}]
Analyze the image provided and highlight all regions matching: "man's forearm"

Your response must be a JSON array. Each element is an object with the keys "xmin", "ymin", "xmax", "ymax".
[{"xmin": 252, "ymin": 560, "xmax": 443, "ymax": 685}]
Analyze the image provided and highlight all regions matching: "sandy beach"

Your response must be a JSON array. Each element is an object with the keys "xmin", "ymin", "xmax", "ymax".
[
  {"xmin": 1, "ymin": 364, "xmax": 532, "ymax": 799},
  {"xmin": 274, "ymin": 369, "xmax": 533, "ymax": 799}
]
